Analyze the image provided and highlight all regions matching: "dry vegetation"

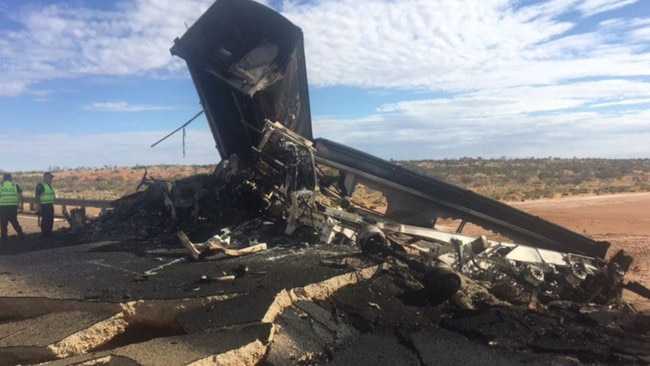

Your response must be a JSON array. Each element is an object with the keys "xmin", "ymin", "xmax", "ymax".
[
  {"xmin": 3, "ymin": 158, "xmax": 649, "ymax": 202},
  {"xmin": 9, "ymin": 165, "xmax": 216, "ymax": 200},
  {"xmin": 399, "ymin": 157, "xmax": 650, "ymax": 201}
]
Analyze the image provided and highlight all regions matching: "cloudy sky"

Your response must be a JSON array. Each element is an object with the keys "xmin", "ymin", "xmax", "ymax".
[{"xmin": 1, "ymin": 0, "xmax": 649, "ymax": 172}]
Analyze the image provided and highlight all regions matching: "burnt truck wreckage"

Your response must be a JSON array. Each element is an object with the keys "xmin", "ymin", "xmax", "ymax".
[{"xmin": 96, "ymin": 0, "xmax": 648, "ymax": 309}]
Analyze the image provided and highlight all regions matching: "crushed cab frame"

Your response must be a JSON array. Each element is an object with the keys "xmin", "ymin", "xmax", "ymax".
[{"xmin": 170, "ymin": 0, "xmax": 312, "ymax": 163}]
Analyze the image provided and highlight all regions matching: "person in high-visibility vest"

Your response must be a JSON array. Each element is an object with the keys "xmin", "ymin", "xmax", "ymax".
[
  {"xmin": 0, "ymin": 173, "xmax": 25, "ymax": 242},
  {"xmin": 35, "ymin": 171, "xmax": 56, "ymax": 238}
]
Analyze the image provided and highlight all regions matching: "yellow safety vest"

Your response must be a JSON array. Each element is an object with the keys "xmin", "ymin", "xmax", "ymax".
[
  {"xmin": 39, "ymin": 182, "xmax": 56, "ymax": 204},
  {"xmin": 0, "ymin": 181, "xmax": 19, "ymax": 206}
]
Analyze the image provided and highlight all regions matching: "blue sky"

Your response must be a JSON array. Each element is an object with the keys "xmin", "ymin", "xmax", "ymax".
[{"xmin": 1, "ymin": 0, "xmax": 649, "ymax": 172}]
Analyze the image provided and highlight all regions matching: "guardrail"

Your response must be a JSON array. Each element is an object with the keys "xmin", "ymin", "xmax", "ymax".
[{"xmin": 20, "ymin": 197, "xmax": 112, "ymax": 217}]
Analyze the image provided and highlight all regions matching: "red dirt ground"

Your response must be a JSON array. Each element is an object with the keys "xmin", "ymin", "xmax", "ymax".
[{"xmin": 510, "ymin": 192, "xmax": 650, "ymax": 311}]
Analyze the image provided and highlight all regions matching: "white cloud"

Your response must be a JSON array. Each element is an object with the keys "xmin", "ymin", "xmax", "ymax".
[
  {"xmin": 0, "ymin": 0, "xmax": 214, "ymax": 96},
  {"xmin": 3, "ymin": 0, "xmax": 648, "ymax": 95},
  {"xmin": 314, "ymin": 107, "xmax": 650, "ymax": 160},
  {"xmin": 82, "ymin": 101, "xmax": 176, "ymax": 112},
  {"xmin": 1, "ymin": 0, "xmax": 649, "ymax": 165},
  {"xmin": 577, "ymin": 0, "xmax": 641, "ymax": 17},
  {"xmin": 589, "ymin": 98, "xmax": 650, "ymax": 108},
  {"xmin": 290, "ymin": 0, "xmax": 650, "ymax": 160},
  {"xmin": 379, "ymin": 79, "xmax": 650, "ymax": 118},
  {"xmin": 282, "ymin": 0, "xmax": 648, "ymax": 91},
  {"xmin": 0, "ymin": 129, "xmax": 219, "ymax": 172}
]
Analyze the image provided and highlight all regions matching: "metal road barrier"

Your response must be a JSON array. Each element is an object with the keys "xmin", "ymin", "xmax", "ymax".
[{"xmin": 19, "ymin": 197, "xmax": 112, "ymax": 218}]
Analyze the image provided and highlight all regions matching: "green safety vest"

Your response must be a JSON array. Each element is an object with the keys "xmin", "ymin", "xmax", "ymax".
[
  {"xmin": 39, "ymin": 182, "xmax": 56, "ymax": 204},
  {"xmin": 0, "ymin": 181, "xmax": 19, "ymax": 206}
]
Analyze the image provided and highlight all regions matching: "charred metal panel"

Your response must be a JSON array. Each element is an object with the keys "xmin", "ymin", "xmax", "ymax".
[
  {"xmin": 313, "ymin": 138, "xmax": 611, "ymax": 259},
  {"xmin": 171, "ymin": 0, "xmax": 312, "ymax": 163}
]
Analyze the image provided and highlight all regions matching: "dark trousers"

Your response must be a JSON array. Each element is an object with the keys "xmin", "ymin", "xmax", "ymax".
[
  {"xmin": 40, "ymin": 204, "xmax": 54, "ymax": 237},
  {"xmin": 0, "ymin": 205, "xmax": 23, "ymax": 240}
]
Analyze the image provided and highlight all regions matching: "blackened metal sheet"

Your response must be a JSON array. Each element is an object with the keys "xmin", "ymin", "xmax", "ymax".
[
  {"xmin": 171, "ymin": 0, "xmax": 312, "ymax": 163},
  {"xmin": 314, "ymin": 138, "xmax": 611, "ymax": 259}
]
